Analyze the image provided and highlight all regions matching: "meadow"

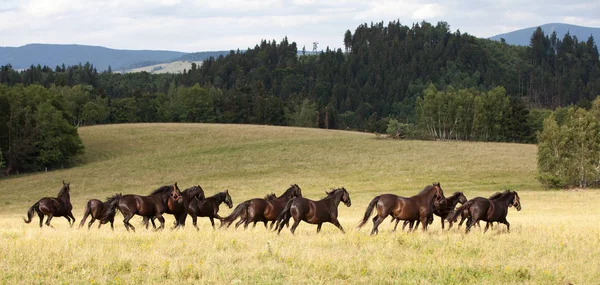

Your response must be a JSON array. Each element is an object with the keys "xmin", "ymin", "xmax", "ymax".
[{"xmin": 0, "ymin": 123, "xmax": 598, "ymax": 284}]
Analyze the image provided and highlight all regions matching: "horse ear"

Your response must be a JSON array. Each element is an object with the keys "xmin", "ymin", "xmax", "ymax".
[
  {"xmin": 63, "ymin": 180, "xmax": 66, "ymax": 185},
  {"xmin": 225, "ymin": 189, "xmax": 229, "ymax": 193}
]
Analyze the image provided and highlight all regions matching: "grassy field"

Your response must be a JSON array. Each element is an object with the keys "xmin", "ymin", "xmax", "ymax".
[{"xmin": 0, "ymin": 123, "xmax": 598, "ymax": 284}]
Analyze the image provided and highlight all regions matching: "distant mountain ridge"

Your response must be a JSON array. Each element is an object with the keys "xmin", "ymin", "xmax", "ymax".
[
  {"xmin": 0, "ymin": 43, "xmax": 230, "ymax": 71},
  {"xmin": 490, "ymin": 23, "xmax": 600, "ymax": 47}
]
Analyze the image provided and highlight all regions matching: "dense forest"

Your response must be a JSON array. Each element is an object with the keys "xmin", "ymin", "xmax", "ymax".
[{"xmin": 1, "ymin": 21, "xmax": 599, "ymax": 174}]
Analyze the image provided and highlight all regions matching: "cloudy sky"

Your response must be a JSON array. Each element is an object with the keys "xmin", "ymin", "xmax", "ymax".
[{"xmin": 0, "ymin": 0, "xmax": 598, "ymax": 52}]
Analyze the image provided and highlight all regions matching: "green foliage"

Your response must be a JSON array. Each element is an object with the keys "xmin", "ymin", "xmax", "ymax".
[
  {"xmin": 0, "ymin": 84, "xmax": 84, "ymax": 174},
  {"xmin": 537, "ymin": 99, "xmax": 600, "ymax": 188},
  {"xmin": 286, "ymin": 99, "xmax": 317, "ymax": 128}
]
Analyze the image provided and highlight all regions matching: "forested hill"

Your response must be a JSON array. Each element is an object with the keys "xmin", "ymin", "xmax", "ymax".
[
  {"xmin": 490, "ymin": 23, "xmax": 600, "ymax": 47},
  {"xmin": 1, "ymin": 21, "xmax": 600, "ymax": 171}
]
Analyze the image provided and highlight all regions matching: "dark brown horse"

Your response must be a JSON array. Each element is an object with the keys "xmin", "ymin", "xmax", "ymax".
[
  {"xmin": 276, "ymin": 187, "xmax": 351, "ymax": 234},
  {"xmin": 221, "ymin": 184, "xmax": 302, "ymax": 229},
  {"xmin": 24, "ymin": 181, "xmax": 75, "ymax": 228},
  {"xmin": 118, "ymin": 183, "xmax": 182, "ymax": 232},
  {"xmin": 358, "ymin": 183, "xmax": 444, "ymax": 235},
  {"xmin": 448, "ymin": 190, "xmax": 521, "ymax": 233},
  {"xmin": 146, "ymin": 185, "xmax": 205, "ymax": 229},
  {"xmin": 454, "ymin": 192, "xmax": 501, "ymax": 229},
  {"xmin": 187, "ymin": 190, "xmax": 233, "ymax": 229},
  {"xmin": 79, "ymin": 194, "xmax": 122, "ymax": 230},
  {"xmin": 398, "ymin": 191, "xmax": 467, "ymax": 231}
]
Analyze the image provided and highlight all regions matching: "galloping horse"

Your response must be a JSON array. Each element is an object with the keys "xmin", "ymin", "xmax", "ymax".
[
  {"xmin": 79, "ymin": 194, "xmax": 122, "ymax": 230},
  {"xmin": 146, "ymin": 185, "xmax": 205, "ymax": 229},
  {"xmin": 454, "ymin": 192, "xmax": 501, "ymax": 229},
  {"xmin": 358, "ymin": 183, "xmax": 443, "ymax": 235},
  {"xmin": 187, "ymin": 190, "xmax": 233, "ymax": 229},
  {"xmin": 24, "ymin": 181, "xmax": 76, "ymax": 228},
  {"xmin": 448, "ymin": 190, "xmax": 521, "ymax": 233},
  {"xmin": 221, "ymin": 184, "xmax": 302, "ymax": 229},
  {"xmin": 276, "ymin": 187, "xmax": 351, "ymax": 234},
  {"xmin": 118, "ymin": 183, "xmax": 182, "ymax": 232},
  {"xmin": 398, "ymin": 191, "xmax": 467, "ymax": 231}
]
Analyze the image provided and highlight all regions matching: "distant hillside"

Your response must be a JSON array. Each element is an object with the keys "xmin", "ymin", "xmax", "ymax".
[
  {"xmin": 0, "ymin": 44, "xmax": 186, "ymax": 71},
  {"xmin": 490, "ymin": 23, "xmax": 600, "ymax": 46},
  {"xmin": 123, "ymin": 61, "xmax": 203, "ymax": 74}
]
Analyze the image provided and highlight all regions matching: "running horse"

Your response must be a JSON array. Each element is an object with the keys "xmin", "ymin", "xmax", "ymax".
[
  {"xmin": 448, "ymin": 190, "xmax": 521, "ymax": 233},
  {"xmin": 117, "ymin": 183, "xmax": 182, "ymax": 232},
  {"xmin": 358, "ymin": 183, "xmax": 443, "ymax": 235},
  {"xmin": 24, "ymin": 181, "xmax": 76, "ymax": 228},
  {"xmin": 397, "ymin": 191, "xmax": 467, "ymax": 231},
  {"xmin": 79, "ymin": 193, "xmax": 122, "ymax": 230},
  {"xmin": 146, "ymin": 185, "xmax": 205, "ymax": 229},
  {"xmin": 276, "ymin": 187, "xmax": 352, "ymax": 234},
  {"xmin": 187, "ymin": 190, "xmax": 233, "ymax": 229},
  {"xmin": 221, "ymin": 184, "xmax": 302, "ymax": 229}
]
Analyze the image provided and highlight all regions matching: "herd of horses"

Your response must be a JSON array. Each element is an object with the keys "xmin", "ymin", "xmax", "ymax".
[{"xmin": 23, "ymin": 181, "xmax": 522, "ymax": 234}]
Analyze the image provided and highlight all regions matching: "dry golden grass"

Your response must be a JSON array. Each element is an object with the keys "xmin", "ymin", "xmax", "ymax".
[{"xmin": 0, "ymin": 123, "xmax": 598, "ymax": 284}]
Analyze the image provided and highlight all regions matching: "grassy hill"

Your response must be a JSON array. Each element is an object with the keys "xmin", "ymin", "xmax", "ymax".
[{"xmin": 0, "ymin": 124, "xmax": 598, "ymax": 284}]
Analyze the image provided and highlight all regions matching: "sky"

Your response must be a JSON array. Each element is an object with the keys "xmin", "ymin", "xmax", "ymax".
[{"xmin": 0, "ymin": 0, "xmax": 598, "ymax": 52}]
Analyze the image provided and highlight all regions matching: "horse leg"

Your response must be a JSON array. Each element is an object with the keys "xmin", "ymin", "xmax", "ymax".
[
  {"xmin": 38, "ymin": 212, "xmax": 44, "ymax": 228},
  {"xmin": 332, "ymin": 219, "xmax": 345, "ymax": 234},
  {"xmin": 263, "ymin": 220, "xmax": 268, "ymax": 229},
  {"xmin": 88, "ymin": 217, "xmax": 96, "ymax": 230},
  {"xmin": 465, "ymin": 218, "xmax": 477, "ymax": 234},
  {"xmin": 370, "ymin": 215, "xmax": 384, "ymax": 235},
  {"xmin": 269, "ymin": 221, "xmax": 275, "ymax": 230},
  {"xmin": 316, "ymin": 223, "xmax": 322, "ymax": 233},
  {"xmin": 440, "ymin": 218, "xmax": 445, "ymax": 230},
  {"xmin": 191, "ymin": 214, "xmax": 199, "ymax": 231},
  {"xmin": 235, "ymin": 218, "xmax": 245, "ymax": 229},
  {"xmin": 68, "ymin": 212, "xmax": 76, "ymax": 227},
  {"xmin": 155, "ymin": 215, "xmax": 166, "ymax": 231},
  {"xmin": 393, "ymin": 218, "xmax": 401, "ymax": 232},
  {"xmin": 420, "ymin": 216, "xmax": 428, "ymax": 232},
  {"xmin": 290, "ymin": 218, "xmax": 301, "ymax": 235},
  {"xmin": 209, "ymin": 217, "xmax": 216, "ymax": 229},
  {"xmin": 458, "ymin": 216, "xmax": 466, "ymax": 228},
  {"xmin": 110, "ymin": 220, "xmax": 114, "ymax": 231},
  {"xmin": 45, "ymin": 215, "xmax": 54, "ymax": 228},
  {"xmin": 123, "ymin": 214, "xmax": 135, "ymax": 232},
  {"xmin": 484, "ymin": 222, "xmax": 490, "ymax": 233}
]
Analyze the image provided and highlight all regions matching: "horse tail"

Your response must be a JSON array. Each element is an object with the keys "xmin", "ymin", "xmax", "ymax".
[
  {"xmin": 220, "ymin": 201, "xmax": 249, "ymax": 228},
  {"xmin": 23, "ymin": 202, "xmax": 39, "ymax": 223},
  {"xmin": 357, "ymin": 195, "xmax": 380, "ymax": 228},
  {"xmin": 275, "ymin": 198, "xmax": 295, "ymax": 232},
  {"xmin": 79, "ymin": 201, "xmax": 92, "ymax": 228},
  {"xmin": 448, "ymin": 200, "xmax": 474, "ymax": 222}
]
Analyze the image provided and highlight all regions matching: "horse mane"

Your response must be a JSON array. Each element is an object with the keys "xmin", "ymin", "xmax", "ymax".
[
  {"xmin": 489, "ymin": 191, "xmax": 507, "ymax": 200},
  {"xmin": 264, "ymin": 193, "xmax": 277, "ymax": 200},
  {"xmin": 418, "ymin": 184, "xmax": 439, "ymax": 195},
  {"xmin": 324, "ymin": 187, "xmax": 344, "ymax": 197},
  {"xmin": 105, "ymin": 193, "xmax": 122, "ymax": 204},
  {"xmin": 150, "ymin": 185, "xmax": 174, "ymax": 195},
  {"xmin": 280, "ymin": 185, "xmax": 297, "ymax": 198}
]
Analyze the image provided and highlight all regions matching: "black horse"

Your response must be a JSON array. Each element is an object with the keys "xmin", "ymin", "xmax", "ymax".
[
  {"xmin": 145, "ymin": 185, "xmax": 205, "ymax": 229},
  {"xmin": 448, "ymin": 190, "xmax": 521, "ymax": 233},
  {"xmin": 358, "ymin": 183, "xmax": 443, "ymax": 235},
  {"xmin": 118, "ymin": 183, "xmax": 182, "ymax": 232},
  {"xmin": 221, "ymin": 184, "xmax": 302, "ymax": 229},
  {"xmin": 187, "ymin": 190, "xmax": 233, "ymax": 229},
  {"xmin": 24, "ymin": 181, "xmax": 76, "ymax": 228},
  {"xmin": 79, "ymin": 194, "xmax": 122, "ymax": 230},
  {"xmin": 276, "ymin": 187, "xmax": 351, "ymax": 234},
  {"xmin": 454, "ymin": 192, "xmax": 501, "ymax": 229}
]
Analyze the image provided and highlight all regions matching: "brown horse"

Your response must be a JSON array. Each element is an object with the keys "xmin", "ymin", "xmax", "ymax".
[
  {"xmin": 454, "ymin": 192, "xmax": 501, "ymax": 229},
  {"xmin": 24, "ymin": 181, "xmax": 75, "ymax": 228},
  {"xmin": 79, "ymin": 194, "xmax": 122, "ymax": 230},
  {"xmin": 358, "ymin": 183, "xmax": 444, "ymax": 235},
  {"xmin": 118, "ymin": 183, "xmax": 182, "ymax": 232},
  {"xmin": 145, "ymin": 185, "xmax": 205, "ymax": 229},
  {"xmin": 187, "ymin": 190, "xmax": 233, "ymax": 229},
  {"xmin": 221, "ymin": 184, "xmax": 302, "ymax": 229},
  {"xmin": 448, "ymin": 190, "xmax": 521, "ymax": 233},
  {"xmin": 398, "ymin": 191, "xmax": 467, "ymax": 231},
  {"xmin": 276, "ymin": 187, "xmax": 351, "ymax": 234}
]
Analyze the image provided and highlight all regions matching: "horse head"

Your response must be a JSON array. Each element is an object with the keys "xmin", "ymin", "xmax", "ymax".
[
  {"xmin": 171, "ymin": 183, "xmax": 183, "ymax": 202},
  {"xmin": 341, "ymin": 187, "xmax": 351, "ymax": 207},
  {"xmin": 456, "ymin": 192, "xmax": 468, "ymax": 204},
  {"xmin": 264, "ymin": 193, "xmax": 277, "ymax": 200},
  {"xmin": 224, "ymin": 190, "xmax": 233, "ymax": 209},
  {"xmin": 511, "ymin": 191, "xmax": 522, "ymax": 211},
  {"xmin": 57, "ymin": 180, "xmax": 71, "ymax": 201},
  {"xmin": 432, "ymin": 182, "xmax": 444, "ymax": 200},
  {"xmin": 106, "ymin": 193, "xmax": 122, "ymax": 210},
  {"xmin": 292, "ymin": 184, "xmax": 302, "ymax": 198}
]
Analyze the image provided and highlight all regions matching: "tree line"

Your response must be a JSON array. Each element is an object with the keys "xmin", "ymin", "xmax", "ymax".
[{"xmin": 1, "ymin": 20, "xmax": 599, "ymax": 175}]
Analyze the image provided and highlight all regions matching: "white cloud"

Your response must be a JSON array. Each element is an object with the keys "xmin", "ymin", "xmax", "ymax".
[{"xmin": 411, "ymin": 3, "xmax": 445, "ymax": 20}]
